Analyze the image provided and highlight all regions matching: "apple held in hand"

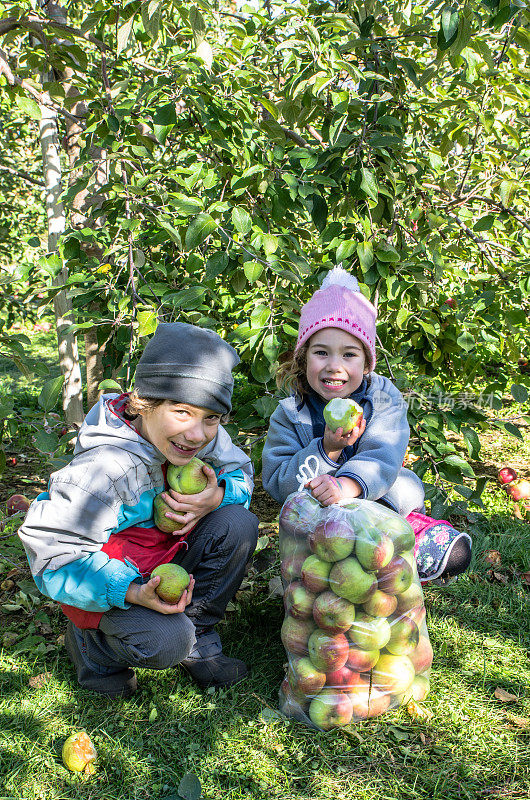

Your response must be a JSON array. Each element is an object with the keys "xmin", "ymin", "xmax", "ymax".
[
  {"xmin": 377, "ymin": 555, "xmax": 413, "ymax": 595},
  {"xmin": 312, "ymin": 591, "xmax": 356, "ymax": 634},
  {"xmin": 355, "ymin": 529, "xmax": 394, "ymax": 571},
  {"xmin": 498, "ymin": 466, "xmax": 517, "ymax": 485},
  {"xmin": 386, "ymin": 614, "xmax": 420, "ymax": 656},
  {"xmin": 309, "ymin": 518, "xmax": 355, "ymax": 562},
  {"xmin": 281, "ymin": 616, "xmax": 316, "ymax": 657},
  {"xmin": 346, "ymin": 644, "xmax": 379, "ymax": 672},
  {"xmin": 308, "ymin": 630, "xmax": 349, "ymax": 672},
  {"xmin": 506, "ymin": 479, "xmax": 530, "ymax": 502},
  {"xmin": 323, "ymin": 398, "xmax": 363, "ymax": 433},
  {"xmin": 347, "ymin": 613, "xmax": 391, "ymax": 651},
  {"xmin": 154, "ymin": 494, "xmax": 181, "ymax": 533},
  {"xmin": 372, "ymin": 653, "xmax": 415, "ymax": 695},
  {"xmin": 279, "ymin": 491, "xmax": 320, "ymax": 537},
  {"xmin": 301, "ymin": 555, "xmax": 331, "ymax": 593},
  {"xmin": 363, "ymin": 589, "xmax": 397, "ymax": 618},
  {"xmin": 167, "ymin": 458, "xmax": 208, "ymax": 494},
  {"xmin": 284, "ymin": 581, "xmax": 317, "ymax": 620},
  {"xmin": 308, "ymin": 688, "xmax": 354, "ymax": 730},
  {"xmin": 329, "ymin": 557, "xmax": 377, "ymax": 604},
  {"xmin": 288, "ymin": 657, "xmax": 326, "ymax": 696},
  {"xmin": 348, "ymin": 678, "xmax": 391, "ymax": 720},
  {"xmin": 150, "ymin": 563, "xmax": 190, "ymax": 603}
]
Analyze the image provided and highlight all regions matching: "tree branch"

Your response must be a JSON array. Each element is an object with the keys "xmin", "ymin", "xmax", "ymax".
[
  {"xmin": 0, "ymin": 162, "xmax": 44, "ymax": 187},
  {"xmin": 0, "ymin": 14, "xmax": 110, "ymax": 52}
]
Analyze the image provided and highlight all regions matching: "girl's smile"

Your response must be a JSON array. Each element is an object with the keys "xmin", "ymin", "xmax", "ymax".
[{"xmin": 305, "ymin": 328, "xmax": 368, "ymax": 400}]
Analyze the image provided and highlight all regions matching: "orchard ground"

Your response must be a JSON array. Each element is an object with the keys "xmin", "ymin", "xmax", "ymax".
[{"xmin": 0, "ymin": 326, "xmax": 529, "ymax": 800}]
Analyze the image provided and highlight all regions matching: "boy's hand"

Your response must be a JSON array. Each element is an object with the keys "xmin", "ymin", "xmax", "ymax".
[
  {"xmin": 322, "ymin": 418, "xmax": 366, "ymax": 462},
  {"xmin": 161, "ymin": 465, "xmax": 224, "ymax": 535},
  {"xmin": 305, "ymin": 475, "xmax": 363, "ymax": 507},
  {"xmin": 125, "ymin": 574, "xmax": 195, "ymax": 614}
]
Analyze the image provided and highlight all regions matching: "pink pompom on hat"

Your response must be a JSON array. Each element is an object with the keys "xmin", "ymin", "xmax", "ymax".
[{"xmin": 295, "ymin": 266, "xmax": 377, "ymax": 371}]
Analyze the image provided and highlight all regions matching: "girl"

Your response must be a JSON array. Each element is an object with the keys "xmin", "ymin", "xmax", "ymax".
[{"xmin": 262, "ymin": 267, "xmax": 471, "ymax": 584}]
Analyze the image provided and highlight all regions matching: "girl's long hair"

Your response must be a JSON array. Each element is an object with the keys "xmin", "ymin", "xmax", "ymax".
[{"xmin": 275, "ymin": 343, "xmax": 310, "ymax": 400}]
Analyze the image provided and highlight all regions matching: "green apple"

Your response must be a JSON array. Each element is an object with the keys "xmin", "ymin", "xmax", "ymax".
[
  {"xmin": 284, "ymin": 581, "xmax": 317, "ymax": 620},
  {"xmin": 403, "ymin": 674, "xmax": 430, "ymax": 702},
  {"xmin": 301, "ymin": 555, "xmax": 332, "ymax": 593},
  {"xmin": 281, "ymin": 552, "xmax": 307, "ymax": 582},
  {"xmin": 280, "ymin": 534, "xmax": 309, "ymax": 562},
  {"xmin": 378, "ymin": 515, "xmax": 415, "ymax": 554},
  {"xmin": 312, "ymin": 591, "xmax": 356, "ymax": 634},
  {"xmin": 329, "ymin": 557, "xmax": 377, "ymax": 604},
  {"xmin": 386, "ymin": 614, "xmax": 420, "ymax": 656},
  {"xmin": 347, "ymin": 612, "xmax": 391, "ymax": 651},
  {"xmin": 377, "ymin": 555, "xmax": 413, "ymax": 595},
  {"xmin": 323, "ymin": 398, "xmax": 363, "ymax": 433},
  {"xmin": 309, "ymin": 518, "xmax": 355, "ymax": 562},
  {"xmin": 308, "ymin": 688, "xmax": 354, "ymax": 730},
  {"xmin": 154, "ymin": 493, "xmax": 181, "ymax": 533},
  {"xmin": 395, "ymin": 582, "xmax": 424, "ymax": 615},
  {"xmin": 167, "ymin": 458, "xmax": 208, "ymax": 494},
  {"xmin": 356, "ymin": 529, "xmax": 394, "ymax": 571},
  {"xmin": 372, "ymin": 653, "xmax": 415, "ymax": 694},
  {"xmin": 308, "ymin": 630, "xmax": 349, "ymax": 672},
  {"xmin": 288, "ymin": 657, "xmax": 326, "ymax": 696},
  {"xmin": 150, "ymin": 563, "xmax": 190, "ymax": 603},
  {"xmin": 362, "ymin": 589, "xmax": 397, "ymax": 618},
  {"xmin": 281, "ymin": 616, "xmax": 316, "ymax": 657}
]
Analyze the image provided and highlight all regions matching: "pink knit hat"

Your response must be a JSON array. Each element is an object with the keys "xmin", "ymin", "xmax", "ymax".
[{"xmin": 296, "ymin": 267, "xmax": 377, "ymax": 371}]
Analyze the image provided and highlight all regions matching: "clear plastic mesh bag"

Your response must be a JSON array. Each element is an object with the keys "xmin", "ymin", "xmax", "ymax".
[{"xmin": 278, "ymin": 489, "xmax": 432, "ymax": 730}]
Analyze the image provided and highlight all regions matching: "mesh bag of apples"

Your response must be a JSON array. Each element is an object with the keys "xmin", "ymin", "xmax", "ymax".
[{"xmin": 278, "ymin": 490, "xmax": 432, "ymax": 730}]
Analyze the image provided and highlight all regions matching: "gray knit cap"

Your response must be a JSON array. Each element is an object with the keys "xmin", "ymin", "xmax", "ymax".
[{"xmin": 134, "ymin": 323, "xmax": 239, "ymax": 414}]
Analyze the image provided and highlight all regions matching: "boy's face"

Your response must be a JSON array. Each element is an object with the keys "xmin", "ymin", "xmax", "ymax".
[
  {"xmin": 306, "ymin": 327, "xmax": 368, "ymax": 400},
  {"xmin": 135, "ymin": 402, "xmax": 222, "ymax": 465}
]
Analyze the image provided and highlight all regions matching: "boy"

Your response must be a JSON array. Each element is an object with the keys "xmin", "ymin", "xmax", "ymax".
[{"xmin": 18, "ymin": 323, "xmax": 259, "ymax": 696}]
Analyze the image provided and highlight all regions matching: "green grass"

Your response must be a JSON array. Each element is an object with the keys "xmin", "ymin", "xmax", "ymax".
[{"xmin": 0, "ymin": 330, "xmax": 529, "ymax": 799}]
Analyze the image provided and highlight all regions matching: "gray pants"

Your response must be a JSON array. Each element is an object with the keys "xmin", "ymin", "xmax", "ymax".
[{"xmin": 68, "ymin": 504, "xmax": 259, "ymax": 688}]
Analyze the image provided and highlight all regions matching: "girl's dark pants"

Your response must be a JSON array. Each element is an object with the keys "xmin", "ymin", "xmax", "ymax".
[{"xmin": 66, "ymin": 505, "xmax": 259, "ymax": 693}]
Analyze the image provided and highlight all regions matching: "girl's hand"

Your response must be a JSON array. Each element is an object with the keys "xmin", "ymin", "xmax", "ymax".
[
  {"xmin": 125, "ymin": 575, "xmax": 195, "ymax": 614},
  {"xmin": 322, "ymin": 418, "xmax": 366, "ymax": 462},
  {"xmin": 161, "ymin": 465, "xmax": 224, "ymax": 535},
  {"xmin": 305, "ymin": 475, "xmax": 363, "ymax": 507}
]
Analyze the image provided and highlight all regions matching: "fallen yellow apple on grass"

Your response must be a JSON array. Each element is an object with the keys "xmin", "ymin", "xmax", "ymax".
[{"xmin": 62, "ymin": 731, "xmax": 97, "ymax": 774}]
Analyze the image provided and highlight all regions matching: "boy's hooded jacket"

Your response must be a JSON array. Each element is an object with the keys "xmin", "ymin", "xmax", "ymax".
[
  {"xmin": 18, "ymin": 394, "xmax": 253, "ymax": 615},
  {"xmin": 262, "ymin": 373, "xmax": 425, "ymax": 517}
]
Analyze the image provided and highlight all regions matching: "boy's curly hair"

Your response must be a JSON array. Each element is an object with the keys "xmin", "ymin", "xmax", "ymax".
[
  {"xmin": 124, "ymin": 390, "xmax": 165, "ymax": 417},
  {"xmin": 275, "ymin": 343, "xmax": 311, "ymax": 399}
]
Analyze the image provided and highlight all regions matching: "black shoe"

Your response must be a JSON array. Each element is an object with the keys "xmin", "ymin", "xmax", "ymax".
[
  {"xmin": 180, "ymin": 629, "xmax": 248, "ymax": 689},
  {"xmin": 65, "ymin": 622, "xmax": 137, "ymax": 698}
]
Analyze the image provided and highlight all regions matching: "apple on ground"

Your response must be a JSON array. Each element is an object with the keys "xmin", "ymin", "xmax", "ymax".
[
  {"xmin": 498, "ymin": 466, "xmax": 517, "ymax": 485},
  {"xmin": 288, "ymin": 656, "xmax": 326, "ymax": 696},
  {"xmin": 348, "ymin": 678, "xmax": 391, "ymax": 720},
  {"xmin": 150, "ymin": 563, "xmax": 190, "ymax": 603},
  {"xmin": 377, "ymin": 555, "xmax": 413, "ymax": 595},
  {"xmin": 506, "ymin": 479, "xmax": 530, "ymax": 502},
  {"xmin": 301, "ymin": 555, "xmax": 331, "ymax": 593},
  {"xmin": 346, "ymin": 644, "xmax": 380, "ymax": 672},
  {"xmin": 347, "ymin": 613, "xmax": 391, "ymax": 651},
  {"xmin": 386, "ymin": 614, "xmax": 420, "ymax": 656},
  {"xmin": 363, "ymin": 589, "xmax": 397, "ymax": 618},
  {"xmin": 62, "ymin": 731, "xmax": 97, "ymax": 774},
  {"xmin": 355, "ymin": 529, "xmax": 394, "ymax": 571},
  {"xmin": 284, "ymin": 581, "xmax": 317, "ymax": 620},
  {"xmin": 6, "ymin": 494, "xmax": 31, "ymax": 516},
  {"xmin": 323, "ymin": 398, "xmax": 363, "ymax": 434},
  {"xmin": 167, "ymin": 458, "xmax": 208, "ymax": 494},
  {"xmin": 408, "ymin": 635, "xmax": 434, "ymax": 674},
  {"xmin": 308, "ymin": 630, "xmax": 349, "ymax": 672},
  {"xmin": 308, "ymin": 688, "xmax": 354, "ymax": 730},
  {"xmin": 279, "ymin": 491, "xmax": 320, "ymax": 537},
  {"xmin": 329, "ymin": 557, "xmax": 377, "ymax": 604},
  {"xmin": 281, "ymin": 616, "xmax": 316, "ymax": 657},
  {"xmin": 325, "ymin": 664, "xmax": 362, "ymax": 692},
  {"xmin": 371, "ymin": 653, "xmax": 415, "ymax": 695},
  {"xmin": 312, "ymin": 591, "xmax": 356, "ymax": 634},
  {"xmin": 309, "ymin": 518, "xmax": 355, "ymax": 562}
]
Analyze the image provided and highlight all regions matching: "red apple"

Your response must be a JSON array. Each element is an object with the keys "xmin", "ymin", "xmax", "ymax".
[
  {"xmin": 325, "ymin": 664, "xmax": 362, "ymax": 692},
  {"xmin": 301, "ymin": 555, "xmax": 331, "ymax": 593},
  {"xmin": 288, "ymin": 657, "xmax": 326, "ymax": 696},
  {"xmin": 355, "ymin": 529, "xmax": 394, "ymax": 571},
  {"xmin": 363, "ymin": 589, "xmax": 397, "ymax": 618},
  {"xmin": 445, "ymin": 297, "xmax": 457, "ymax": 309},
  {"xmin": 281, "ymin": 552, "xmax": 307, "ymax": 582},
  {"xmin": 281, "ymin": 616, "xmax": 316, "ymax": 657},
  {"xmin": 6, "ymin": 494, "xmax": 31, "ymax": 516},
  {"xmin": 308, "ymin": 688, "xmax": 354, "ymax": 730},
  {"xmin": 386, "ymin": 614, "xmax": 420, "ymax": 656},
  {"xmin": 348, "ymin": 678, "xmax": 391, "ymax": 720},
  {"xmin": 279, "ymin": 678, "xmax": 309, "ymax": 717},
  {"xmin": 372, "ymin": 654, "xmax": 415, "ymax": 695},
  {"xmin": 312, "ymin": 591, "xmax": 356, "ymax": 634},
  {"xmin": 498, "ymin": 466, "xmax": 517, "ymax": 485},
  {"xmin": 309, "ymin": 518, "xmax": 355, "ymax": 562},
  {"xmin": 408, "ymin": 635, "xmax": 433, "ymax": 674},
  {"xmin": 284, "ymin": 581, "xmax": 317, "ymax": 620},
  {"xmin": 506, "ymin": 479, "xmax": 530, "ymax": 502},
  {"xmin": 308, "ymin": 630, "xmax": 349, "ymax": 672},
  {"xmin": 346, "ymin": 644, "xmax": 379, "ymax": 672},
  {"xmin": 377, "ymin": 555, "xmax": 413, "ymax": 595},
  {"xmin": 279, "ymin": 492, "xmax": 320, "ymax": 537}
]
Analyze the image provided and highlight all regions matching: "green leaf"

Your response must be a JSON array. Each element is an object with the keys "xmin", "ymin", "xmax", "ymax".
[
  {"xmin": 511, "ymin": 384, "xmax": 528, "ymax": 403},
  {"xmin": 243, "ymin": 261, "xmax": 264, "ymax": 283},
  {"xmin": 0, "ymin": 448, "xmax": 5, "ymax": 477},
  {"xmin": 117, "ymin": 15, "xmax": 135, "ymax": 54},
  {"xmin": 137, "ymin": 310, "xmax": 158, "ymax": 337},
  {"xmin": 443, "ymin": 454, "xmax": 475, "ymax": 478},
  {"xmin": 38, "ymin": 375, "xmax": 65, "ymax": 412},
  {"xmin": 262, "ymin": 234, "xmax": 278, "ymax": 255},
  {"xmin": 473, "ymin": 215, "xmax": 495, "ymax": 232},
  {"xmin": 457, "ymin": 331, "xmax": 475, "ymax": 352},
  {"xmin": 438, "ymin": 7, "xmax": 459, "ymax": 51},
  {"xmin": 189, "ymin": 5, "xmax": 206, "ymax": 45},
  {"xmin": 98, "ymin": 379, "xmax": 123, "ymax": 393},
  {"xmin": 357, "ymin": 241, "xmax": 374, "ymax": 271},
  {"xmin": 503, "ymin": 422, "xmax": 523, "ymax": 441},
  {"xmin": 375, "ymin": 242, "xmax": 400, "ymax": 263},
  {"xmin": 232, "ymin": 207, "xmax": 252, "ymax": 235},
  {"xmin": 185, "ymin": 214, "xmax": 217, "ymax": 251},
  {"xmin": 178, "ymin": 772, "xmax": 202, "ymax": 800},
  {"xmin": 462, "ymin": 427, "xmax": 481, "ymax": 460},
  {"xmin": 205, "ymin": 252, "xmax": 229, "ymax": 279},
  {"xmin": 311, "ymin": 194, "xmax": 328, "ymax": 232},
  {"xmin": 500, "ymin": 180, "xmax": 516, "ymax": 208},
  {"xmin": 33, "ymin": 430, "xmax": 60, "ymax": 454},
  {"xmin": 336, "ymin": 240, "xmax": 357, "ymax": 262},
  {"xmin": 14, "ymin": 94, "xmax": 42, "ymax": 120},
  {"xmin": 156, "ymin": 216, "xmax": 182, "ymax": 247},
  {"xmin": 360, "ymin": 168, "xmax": 378, "ymax": 201}
]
